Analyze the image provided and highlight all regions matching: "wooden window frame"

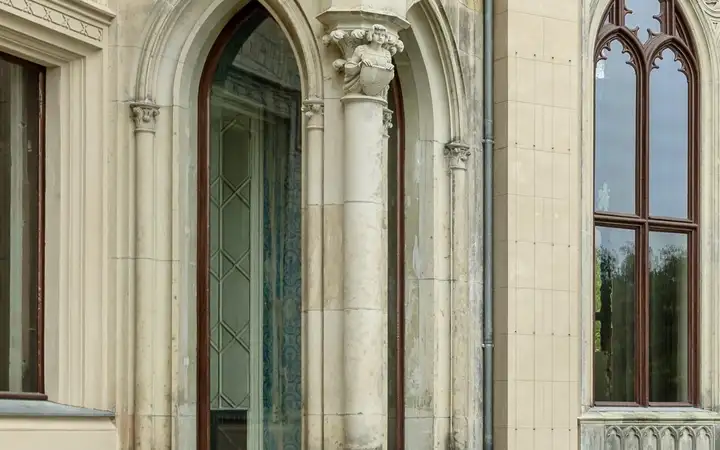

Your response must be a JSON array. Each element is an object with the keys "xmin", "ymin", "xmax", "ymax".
[
  {"xmin": 197, "ymin": 3, "xmax": 268, "ymax": 449},
  {"xmin": 388, "ymin": 76, "xmax": 406, "ymax": 450},
  {"xmin": 592, "ymin": 0, "xmax": 700, "ymax": 407},
  {"xmin": 0, "ymin": 52, "xmax": 46, "ymax": 401}
]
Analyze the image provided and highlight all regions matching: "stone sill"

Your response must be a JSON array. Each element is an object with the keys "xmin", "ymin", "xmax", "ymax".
[
  {"xmin": 0, "ymin": 399, "xmax": 114, "ymax": 418},
  {"xmin": 580, "ymin": 406, "xmax": 720, "ymax": 424}
]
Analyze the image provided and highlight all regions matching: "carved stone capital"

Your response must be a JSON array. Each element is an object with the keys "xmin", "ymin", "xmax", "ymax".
[
  {"xmin": 130, "ymin": 102, "xmax": 160, "ymax": 133},
  {"xmin": 322, "ymin": 24, "xmax": 404, "ymax": 98},
  {"xmin": 444, "ymin": 141, "xmax": 472, "ymax": 171},
  {"xmin": 382, "ymin": 107, "xmax": 394, "ymax": 136},
  {"xmin": 302, "ymin": 97, "xmax": 324, "ymax": 117}
]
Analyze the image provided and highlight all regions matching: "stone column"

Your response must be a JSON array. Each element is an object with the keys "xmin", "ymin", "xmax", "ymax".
[
  {"xmin": 445, "ymin": 141, "xmax": 472, "ymax": 449},
  {"xmin": 322, "ymin": 20, "xmax": 404, "ymax": 450},
  {"xmin": 301, "ymin": 97, "xmax": 325, "ymax": 450},
  {"xmin": 130, "ymin": 101, "xmax": 171, "ymax": 450}
]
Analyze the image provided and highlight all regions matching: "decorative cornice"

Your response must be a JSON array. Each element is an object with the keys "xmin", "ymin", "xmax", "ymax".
[
  {"xmin": 382, "ymin": 107, "xmax": 393, "ymax": 136},
  {"xmin": 444, "ymin": 141, "xmax": 472, "ymax": 171},
  {"xmin": 130, "ymin": 102, "xmax": 160, "ymax": 134},
  {"xmin": 322, "ymin": 23, "xmax": 404, "ymax": 98},
  {"xmin": 0, "ymin": 0, "xmax": 113, "ymax": 43},
  {"xmin": 302, "ymin": 97, "xmax": 324, "ymax": 118}
]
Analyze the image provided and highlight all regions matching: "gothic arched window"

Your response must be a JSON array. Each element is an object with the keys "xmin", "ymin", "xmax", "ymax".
[{"xmin": 592, "ymin": 0, "xmax": 699, "ymax": 406}]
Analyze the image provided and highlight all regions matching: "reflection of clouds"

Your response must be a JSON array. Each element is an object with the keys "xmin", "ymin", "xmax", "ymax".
[
  {"xmin": 596, "ymin": 227, "xmax": 634, "ymax": 260},
  {"xmin": 595, "ymin": 40, "xmax": 636, "ymax": 214},
  {"xmin": 595, "ymin": 44, "xmax": 690, "ymax": 219},
  {"xmin": 649, "ymin": 49, "xmax": 688, "ymax": 219},
  {"xmin": 596, "ymin": 227, "xmax": 688, "ymax": 270}
]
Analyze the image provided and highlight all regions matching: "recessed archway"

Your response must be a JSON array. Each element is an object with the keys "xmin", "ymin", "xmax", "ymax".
[{"xmin": 197, "ymin": 3, "xmax": 304, "ymax": 449}]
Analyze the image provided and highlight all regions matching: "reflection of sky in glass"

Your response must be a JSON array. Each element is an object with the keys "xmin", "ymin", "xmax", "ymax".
[
  {"xmin": 596, "ymin": 227, "xmax": 635, "ymax": 261},
  {"xmin": 649, "ymin": 231, "xmax": 687, "ymax": 269},
  {"xmin": 595, "ymin": 40, "xmax": 636, "ymax": 214},
  {"xmin": 624, "ymin": 0, "xmax": 660, "ymax": 43},
  {"xmin": 649, "ymin": 49, "xmax": 688, "ymax": 219}
]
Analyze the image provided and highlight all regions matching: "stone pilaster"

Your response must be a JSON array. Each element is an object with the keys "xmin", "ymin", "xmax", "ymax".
[
  {"xmin": 129, "ymin": 101, "xmax": 171, "ymax": 450},
  {"xmin": 320, "ymin": 15, "xmax": 405, "ymax": 450},
  {"xmin": 444, "ymin": 141, "xmax": 472, "ymax": 449}
]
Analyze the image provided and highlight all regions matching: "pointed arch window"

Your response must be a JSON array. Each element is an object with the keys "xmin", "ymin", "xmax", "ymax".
[{"xmin": 592, "ymin": 0, "xmax": 699, "ymax": 406}]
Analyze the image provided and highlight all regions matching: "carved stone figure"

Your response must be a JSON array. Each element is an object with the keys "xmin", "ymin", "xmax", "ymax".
[{"xmin": 324, "ymin": 24, "xmax": 404, "ymax": 97}]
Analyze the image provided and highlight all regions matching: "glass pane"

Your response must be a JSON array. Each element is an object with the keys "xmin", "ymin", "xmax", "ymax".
[
  {"xmin": 0, "ymin": 57, "xmax": 41, "ymax": 393},
  {"xmin": 649, "ymin": 49, "xmax": 689, "ymax": 219},
  {"xmin": 594, "ymin": 227, "xmax": 636, "ymax": 402},
  {"xmin": 649, "ymin": 232, "xmax": 689, "ymax": 403},
  {"xmin": 595, "ymin": 40, "xmax": 637, "ymax": 215},
  {"xmin": 624, "ymin": 0, "xmax": 660, "ymax": 43},
  {"xmin": 208, "ymin": 13, "xmax": 302, "ymax": 450}
]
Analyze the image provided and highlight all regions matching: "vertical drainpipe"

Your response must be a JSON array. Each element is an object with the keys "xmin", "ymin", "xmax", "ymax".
[{"xmin": 482, "ymin": 0, "xmax": 495, "ymax": 447}]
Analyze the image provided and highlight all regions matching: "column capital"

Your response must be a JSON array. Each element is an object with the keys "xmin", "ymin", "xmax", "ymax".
[
  {"xmin": 130, "ymin": 101, "xmax": 160, "ymax": 134},
  {"xmin": 320, "ymin": 10, "xmax": 407, "ymax": 98},
  {"xmin": 302, "ymin": 97, "xmax": 325, "ymax": 117},
  {"xmin": 445, "ymin": 141, "xmax": 472, "ymax": 171}
]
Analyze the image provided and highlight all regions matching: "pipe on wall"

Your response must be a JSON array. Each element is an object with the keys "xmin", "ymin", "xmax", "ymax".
[{"xmin": 482, "ymin": 0, "xmax": 494, "ymax": 447}]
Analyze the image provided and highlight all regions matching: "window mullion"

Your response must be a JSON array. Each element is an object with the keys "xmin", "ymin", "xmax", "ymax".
[{"xmin": 639, "ymin": 53, "xmax": 651, "ymax": 407}]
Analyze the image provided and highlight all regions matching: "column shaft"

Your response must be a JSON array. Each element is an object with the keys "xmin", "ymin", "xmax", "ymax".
[
  {"xmin": 446, "ymin": 142, "xmax": 472, "ymax": 449},
  {"xmin": 131, "ymin": 102, "xmax": 171, "ymax": 450},
  {"xmin": 342, "ymin": 94, "xmax": 387, "ymax": 450},
  {"xmin": 303, "ymin": 98, "xmax": 325, "ymax": 450}
]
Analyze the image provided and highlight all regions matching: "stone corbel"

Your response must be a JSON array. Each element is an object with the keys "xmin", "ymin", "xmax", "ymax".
[
  {"xmin": 130, "ymin": 101, "xmax": 160, "ymax": 134},
  {"xmin": 444, "ymin": 141, "xmax": 472, "ymax": 171},
  {"xmin": 322, "ymin": 23, "xmax": 405, "ymax": 98}
]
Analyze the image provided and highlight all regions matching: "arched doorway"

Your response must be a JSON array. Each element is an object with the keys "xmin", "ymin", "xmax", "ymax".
[{"xmin": 197, "ymin": 3, "xmax": 303, "ymax": 449}]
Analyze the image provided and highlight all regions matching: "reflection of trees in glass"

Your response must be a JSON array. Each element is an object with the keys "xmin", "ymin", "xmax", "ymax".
[
  {"xmin": 649, "ymin": 244, "xmax": 688, "ymax": 401},
  {"xmin": 592, "ymin": 0, "xmax": 698, "ymax": 406},
  {"xmin": 594, "ymin": 241, "xmax": 635, "ymax": 402}
]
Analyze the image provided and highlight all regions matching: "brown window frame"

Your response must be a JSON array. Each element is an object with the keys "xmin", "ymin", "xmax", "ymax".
[
  {"xmin": 592, "ymin": 0, "xmax": 700, "ymax": 407},
  {"xmin": 196, "ymin": 2, "xmax": 268, "ymax": 449},
  {"xmin": 0, "ymin": 51, "xmax": 47, "ymax": 401},
  {"xmin": 388, "ymin": 76, "xmax": 406, "ymax": 450}
]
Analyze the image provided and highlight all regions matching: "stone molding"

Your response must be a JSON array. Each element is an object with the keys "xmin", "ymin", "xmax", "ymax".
[
  {"xmin": 322, "ymin": 22, "xmax": 404, "ymax": 97},
  {"xmin": 581, "ymin": 421, "xmax": 719, "ymax": 450},
  {"xmin": 130, "ymin": 102, "xmax": 160, "ymax": 133},
  {"xmin": 0, "ymin": 0, "xmax": 114, "ymax": 44},
  {"xmin": 444, "ymin": 141, "xmax": 472, "ymax": 171}
]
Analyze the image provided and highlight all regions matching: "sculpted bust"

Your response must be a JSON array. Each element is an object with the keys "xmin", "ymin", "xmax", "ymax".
[{"xmin": 324, "ymin": 24, "xmax": 404, "ymax": 97}]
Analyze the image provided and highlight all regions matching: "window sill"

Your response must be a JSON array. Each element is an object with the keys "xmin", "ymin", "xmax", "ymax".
[
  {"xmin": 0, "ymin": 399, "xmax": 113, "ymax": 418},
  {"xmin": 580, "ymin": 406, "xmax": 720, "ymax": 424}
]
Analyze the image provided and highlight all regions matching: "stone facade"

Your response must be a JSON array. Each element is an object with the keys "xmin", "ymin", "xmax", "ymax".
[{"xmin": 0, "ymin": 0, "xmax": 718, "ymax": 449}]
